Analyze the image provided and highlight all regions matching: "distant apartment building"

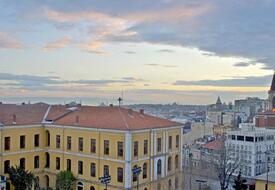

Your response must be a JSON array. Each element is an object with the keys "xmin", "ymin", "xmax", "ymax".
[
  {"xmin": 0, "ymin": 102, "xmax": 183, "ymax": 190},
  {"xmin": 235, "ymin": 97, "xmax": 268, "ymax": 120},
  {"xmin": 226, "ymin": 124, "xmax": 275, "ymax": 178}
]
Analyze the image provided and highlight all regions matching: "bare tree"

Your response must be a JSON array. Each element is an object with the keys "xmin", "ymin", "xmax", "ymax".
[{"xmin": 211, "ymin": 143, "xmax": 240, "ymax": 190}]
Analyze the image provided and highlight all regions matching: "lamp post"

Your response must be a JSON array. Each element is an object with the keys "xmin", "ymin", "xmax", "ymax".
[
  {"xmin": 132, "ymin": 166, "xmax": 142, "ymax": 190},
  {"xmin": 99, "ymin": 174, "xmax": 111, "ymax": 190}
]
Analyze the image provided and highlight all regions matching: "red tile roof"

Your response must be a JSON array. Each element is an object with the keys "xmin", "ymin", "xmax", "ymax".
[
  {"xmin": 201, "ymin": 140, "xmax": 224, "ymax": 151},
  {"xmin": 0, "ymin": 103, "xmax": 49, "ymax": 125},
  {"xmin": 0, "ymin": 103, "xmax": 182, "ymax": 130},
  {"xmin": 48, "ymin": 105, "xmax": 182, "ymax": 130}
]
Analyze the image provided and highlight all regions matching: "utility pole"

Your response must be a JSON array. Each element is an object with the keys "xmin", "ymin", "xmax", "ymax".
[{"xmin": 189, "ymin": 153, "xmax": 193, "ymax": 190}]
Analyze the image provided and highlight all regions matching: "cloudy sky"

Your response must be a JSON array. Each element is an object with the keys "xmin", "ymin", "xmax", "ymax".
[{"xmin": 0, "ymin": 0, "xmax": 274, "ymax": 105}]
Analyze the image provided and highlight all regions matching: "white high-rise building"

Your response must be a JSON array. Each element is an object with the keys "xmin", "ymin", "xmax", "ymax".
[{"xmin": 226, "ymin": 124, "xmax": 275, "ymax": 178}]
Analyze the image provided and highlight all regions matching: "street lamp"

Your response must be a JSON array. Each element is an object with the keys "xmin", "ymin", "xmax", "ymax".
[
  {"xmin": 99, "ymin": 174, "xmax": 111, "ymax": 190},
  {"xmin": 132, "ymin": 165, "xmax": 142, "ymax": 190}
]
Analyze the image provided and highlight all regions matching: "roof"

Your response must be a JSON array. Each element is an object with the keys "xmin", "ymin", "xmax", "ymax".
[
  {"xmin": 0, "ymin": 103, "xmax": 49, "ymax": 125},
  {"xmin": 216, "ymin": 96, "xmax": 222, "ymax": 105},
  {"xmin": 255, "ymin": 171, "xmax": 275, "ymax": 182},
  {"xmin": 48, "ymin": 105, "xmax": 182, "ymax": 131},
  {"xmin": 270, "ymin": 72, "xmax": 275, "ymax": 91},
  {"xmin": 0, "ymin": 103, "xmax": 182, "ymax": 130},
  {"xmin": 201, "ymin": 139, "xmax": 224, "ymax": 151}
]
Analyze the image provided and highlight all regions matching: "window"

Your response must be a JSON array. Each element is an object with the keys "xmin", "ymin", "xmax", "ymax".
[
  {"xmin": 104, "ymin": 140, "xmax": 109, "ymax": 155},
  {"xmin": 237, "ymin": 135, "xmax": 244, "ymax": 141},
  {"xmin": 67, "ymin": 136, "xmax": 72, "ymax": 150},
  {"xmin": 56, "ymin": 135, "xmax": 61, "ymax": 149},
  {"xmin": 34, "ymin": 134, "xmax": 39, "ymax": 147},
  {"xmin": 4, "ymin": 137, "xmax": 10, "ymax": 151},
  {"xmin": 117, "ymin": 141, "xmax": 123, "ymax": 157},
  {"xmin": 67, "ymin": 159, "xmax": 71, "ymax": 171},
  {"xmin": 169, "ymin": 136, "xmax": 172, "ymax": 150},
  {"xmin": 176, "ymin": 135, "xmax": 179, "ymax": 148},
  {"xmin": 79, "ymin": 137, "xmax": 83, "ymax": 152},
  {"xmin": 143, "ymin": 163, "xmax": 147, "ymax": 179},
  {"xmin": 117, "ymin": 167, "xmax": 123, "ymax": 182},
  {"xmin": 90, "ymin": 186, "xmax": 95, "ymax": 190},
  {"xmin": 91, "ymin": 139, "xmax": 96, "ymax": 153},
  {"xmin": 168, "ymin": 179, "xmax": 172, "ymax": 190},
  {"xmin": 20, "ymin": 135, "xmax": 25, "ymax": 149},
  {"xmin": 175, "ymin": 155, "xmax": 179, "ymax": 169},
  {"xmin": 46, "ymin": 131, "xmax": 50, "ymax": 146},
  {"xmin": 34, "ymin": 156, "xmax": 39, "ymax": 169},
  {"xmin": 157, "ymin": 138, "xmax": 162, "ymax": 152},
  {"xmin": 45, "ymin": 152, "xmax": 50, "ymax": 168},
  {"xmin": 246, "ymin": 136, "xmax": 254, "ymax": 142},
  {"xmin": 144, "ymin": 140, "xmax": 148, "ymax": 155},
  {"xmin": 91, "ymin": 163, "xmax": 96, "ymax": 177},
  {"xmin": 104, "ymin": 165, "xmax": 109, "ymax": 176},
  {"xmin": 4, "ymin": 160, "xmax": 10, "ymax": 173},
  {"xmin": 56, "ymin": 157, "xmax": 60, "ymax": 170},
  {"xmin": 157, "ymin": 159, "xmax": 162, "ymax": 175},
  {"xmin": 134, "ymin": 141, "xmax": 138, "ymax": 157},
  {"xmin": 168, "ymin": 157, "xmax": 172, "ymax": 171},
  {"xmin": 78, "ymin": 161, "xmax": 83, "ymax": 174},
  {"xmin": 20, "ymin": 158, "xmax": 25, "ymax": 169}
]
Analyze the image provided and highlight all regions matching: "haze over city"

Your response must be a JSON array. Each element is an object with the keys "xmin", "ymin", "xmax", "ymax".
[{"xmin": 0, "ymin": 0, "xmax": 275, "ymax": 104}]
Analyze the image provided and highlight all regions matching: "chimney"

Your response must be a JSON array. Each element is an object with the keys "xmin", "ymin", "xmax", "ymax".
[
  {"xmin": 128, "ymin": 109, "xmax": 133, "ymax": 115},
  {"xmin": 139, "ymin": 109, "xmax": 144, "ymax": 114},
  {"xmin": 12, "ymin": 114, "xmax": 16, "ymax": 124},
  {"xmin": 75, "ymin": 115, "xmax": 79, "ymax": 124}
]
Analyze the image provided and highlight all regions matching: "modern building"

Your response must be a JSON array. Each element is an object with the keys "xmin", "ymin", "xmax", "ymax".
[
  {"xmin": 0, "ymin": 102, "xmax": 183, "ymax": 190},
  {"xmin": 226, "ymin": 124, "xmax": 275, "ymax": 178}
]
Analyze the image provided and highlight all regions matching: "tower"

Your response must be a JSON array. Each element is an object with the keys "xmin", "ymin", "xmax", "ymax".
[{"xmin": 268, "ymin": 71, "xmax": 275, "ymax": 110}]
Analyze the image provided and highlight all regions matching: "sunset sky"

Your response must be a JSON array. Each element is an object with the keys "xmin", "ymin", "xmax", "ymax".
[{"xmin": 0, "ymin": 0, "xmax": 274, "ymax": 104}]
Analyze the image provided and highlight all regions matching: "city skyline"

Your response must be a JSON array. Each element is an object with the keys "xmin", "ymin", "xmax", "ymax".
[{"xmin": 1, "ymin": 0, "xmax": 275, "ymax": 104}]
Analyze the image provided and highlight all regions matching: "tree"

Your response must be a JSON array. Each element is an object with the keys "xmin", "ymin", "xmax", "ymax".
[
  {"xmin": 56, "ymin": 171, "xmax": 75, "ymax": 190},
  {"xmin": 8, "ymin": 166, "xmax": 35, "ymax": 190},
  {"xmin": 211, "ymin": 142, "xmax": 241, "ymax": 190},
  {"xmin": 232, "ymin": 171, "xmax": 248, "ymax": 190}
]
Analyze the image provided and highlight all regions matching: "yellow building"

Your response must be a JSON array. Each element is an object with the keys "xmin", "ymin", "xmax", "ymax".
[
  {"xmin": 0, "ymin": 102, "xmax": 183, "ymax": 190},
  {"xmin": 255, "ymin": 171, "xmax": 275, "ymax": 190}
]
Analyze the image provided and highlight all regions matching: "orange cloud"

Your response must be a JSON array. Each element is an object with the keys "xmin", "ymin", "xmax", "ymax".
[
  {"xmin": 122, "ymin": 4, "xmax": 211, "ymax": 23},
  {"xmin": 0, "ymin": 32, "xmax": 22, "ymax": 49},
  {"xmin": 42, "ymin": 37, "xmax": 71, "ymax": 51},
  {"xmin": 78, "ymin": 41, "xmax": 110, "ymax": 55}
]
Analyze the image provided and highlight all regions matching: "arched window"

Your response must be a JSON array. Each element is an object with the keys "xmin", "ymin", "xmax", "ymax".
[
  {"xmin": 44, "ymin": 175, "xmax": 49, "ymax": 189},
  {"xmin": 168, "ymin": 179, "xmax": 172, "ymax": 190},
  {"xmin": 144, "ymin": 188, "xmax": 148, "ymax": 190},
  {"xmin": 143, "ymin": 163, "xmax": 147, "ymax": 179},
  {"xmin": 77, "ymin": 182, "xmax": 84, "ymax": 190},
  {"xmin": 90, "ymin": 186, "xmax": 95, "ymax": 190},
  {"xmin": 175, "ymin": 155, "xmax": 179, "ymax": 169},
  {"xmin": 168, "ymin": 156, "xmax": 172, "ymax": 171},
  {"xmin": 46, "ymin": 130, "xmax": 50, "ymax": 147},
  {"xmin": 45, "ymin": 152, "xmax": 50, "ymax": 168},
  {"xmin": 157, "ymin": 159, "xmax": 162, "ymax": 175}
]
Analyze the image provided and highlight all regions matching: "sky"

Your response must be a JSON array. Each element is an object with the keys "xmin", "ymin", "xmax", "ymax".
[{"xmin": 0, "ymin": 0, "xmax": 275, "ymax": 105}]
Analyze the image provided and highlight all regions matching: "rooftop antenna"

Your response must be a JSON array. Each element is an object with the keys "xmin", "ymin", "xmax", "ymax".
[
  {"xmin": 118, "ymin": 97, "xmax": 123, "ymax": 107},
  {"xmin": 118, "ymin": 91, "xmax": 124, "ymax": 107}
]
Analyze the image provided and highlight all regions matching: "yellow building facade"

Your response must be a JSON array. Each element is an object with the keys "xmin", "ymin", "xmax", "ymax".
[{"xmin": 0, "ymin": 103, "xmax": 183, "ymax": 190}]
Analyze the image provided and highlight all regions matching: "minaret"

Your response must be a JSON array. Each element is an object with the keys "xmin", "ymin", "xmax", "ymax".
[
  {"xmin": 216, "ymin": 96, "xmax": 222, "ymax": 110},
  {"xmin": 268, "ymin": 70, "xmax": 275, "ymax": 110}
]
